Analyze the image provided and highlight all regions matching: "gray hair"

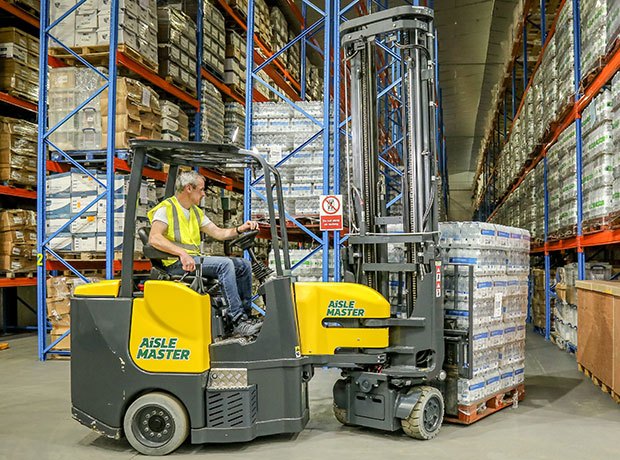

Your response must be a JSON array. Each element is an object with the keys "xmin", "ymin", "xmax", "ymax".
[{"xmin": 175, "ymin": 170, "xmax": 204, "ymax": 193}]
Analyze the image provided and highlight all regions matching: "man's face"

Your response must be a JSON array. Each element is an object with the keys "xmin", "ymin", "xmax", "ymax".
[{"xmin": 187, "ymin": 179, "xmax": 206, "ymax": 206}]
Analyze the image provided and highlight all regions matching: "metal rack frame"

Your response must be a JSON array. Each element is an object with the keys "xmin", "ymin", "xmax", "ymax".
[{"xmin": 475, "ymin": 0, "xmax": 620, "ymax": 340}]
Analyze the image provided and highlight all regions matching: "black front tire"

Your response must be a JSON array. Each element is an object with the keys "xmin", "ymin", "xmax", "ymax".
[
  {"xmin": 401, "ymin": 386, "xmax": 444, "ymax": 440},
  {"xmin": 123, "ymin": 392, "xmax": 189, "ymax": 456}
]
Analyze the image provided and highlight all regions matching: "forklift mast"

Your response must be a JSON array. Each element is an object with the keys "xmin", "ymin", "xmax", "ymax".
[{"xmin": 341, "ymin": 6, "xmax": 439, "ymax": 318}]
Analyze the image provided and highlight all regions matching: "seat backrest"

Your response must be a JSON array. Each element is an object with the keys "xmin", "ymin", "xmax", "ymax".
[{"xmin": 137, "ymin": 226, "xmax": 150, "ymax": 245}]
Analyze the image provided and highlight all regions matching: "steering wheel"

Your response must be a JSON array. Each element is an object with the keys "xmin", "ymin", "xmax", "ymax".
[{"xmin": 230, "ymin": 229, "xmax": 260, "ymax": 251}]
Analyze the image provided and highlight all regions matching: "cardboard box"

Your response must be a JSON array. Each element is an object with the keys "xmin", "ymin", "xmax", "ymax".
[
  {"xmin": 71, "ymin": 194, "xmax": 98, "ymax": 215},
  {"xmin": 70, "ymin": 215, "xmax": 98, "ymax": 234},
  {"xmin": 95, "ymin": 233, "xmax": 123, "ymax": 252},
  {"xmin": 0, "ymin": 229, "xmax": 36, "ymax": 244},
  {"xmin": 0, "ymin": 166, "xmax": 36, "ymax": 186},
  {"xmin": 47, "ymin": 276, "xmax": 71, "ymax": 298},
  {"xmin": 0, "ymin": 242, "xmax": 35, "ymax": 257},
  {"xmin": 0, "ymin": 254, "xmax": 35, "ymax": 272},
  {"xmin": 48, "ymin": 233, "xmax": 73, "ymax": 251},
  {"xmin": 576, "ymin": 280, "xmax": 620, "ymax": 394},
  {"xmin": 72, "ymin": 234, "xmax": 97, "ymax": 252},
  {"xmin": 71, "ymin": 171, "xmax": 99, "ymax": 194},
  {"xmin": 556, "ymin": 283, "xmax": 578, "ymax": 305},
  {"xmin": 46, "ymin": 197, "xmax": 71, "ymax": 217},
  {"xmin": 0, "ymin": 209, "xmax": 33, "ymax": 230},
  {"xmin": 47, "ymin": 297, "xmax": 70, "ymax": 320}
]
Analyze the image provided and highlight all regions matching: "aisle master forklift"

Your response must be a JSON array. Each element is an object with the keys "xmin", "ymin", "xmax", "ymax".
[{"xmin": 70, "ymin": 6, "xmax": 446, "ymax": 455}]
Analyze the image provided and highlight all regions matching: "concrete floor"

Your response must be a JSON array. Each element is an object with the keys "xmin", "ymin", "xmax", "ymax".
[{"xmin": 1, "ymin": 329, "xmax": 619, "ymax": 460}]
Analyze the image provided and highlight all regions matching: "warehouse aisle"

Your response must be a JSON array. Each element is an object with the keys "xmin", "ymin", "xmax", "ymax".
[{"xmin": 1, "ymin": 330, "xmax": 619, "ymax": 460}]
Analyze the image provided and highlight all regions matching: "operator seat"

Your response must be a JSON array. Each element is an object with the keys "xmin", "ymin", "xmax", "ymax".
[{"xmin": 138, "ymin": 226, "xmax": 231, "ymax": 337}]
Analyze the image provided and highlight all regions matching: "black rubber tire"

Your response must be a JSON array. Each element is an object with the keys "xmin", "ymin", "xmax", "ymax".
[
  {"xmin": 401, "ymin": 386, "xmax": 444, "ymax": 440},
  {"xmin": 123, "ymin": 392, "xmax": 189, "ymax": 456},
  {"xmin": 333, "ymin": 403, "xmax": 349, "ymax": 426}
]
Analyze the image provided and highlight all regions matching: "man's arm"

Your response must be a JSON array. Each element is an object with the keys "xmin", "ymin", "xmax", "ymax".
[
  {"xmin": 201, "ymin": 220, "xmax": 260, "ymax": 242},
  {"xmin": 149, "ymin": 220, "xmax": 196, "ymax": 272}
]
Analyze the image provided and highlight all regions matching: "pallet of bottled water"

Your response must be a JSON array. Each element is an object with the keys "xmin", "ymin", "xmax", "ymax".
[{"xmin": 440, "ymin": 222, "xmax": 529, "ymax": 406}]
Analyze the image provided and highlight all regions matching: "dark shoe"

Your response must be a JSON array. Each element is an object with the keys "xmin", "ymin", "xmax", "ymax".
[{"xmin": 233, "ymin": 318, "xmax": 263, "ymax": 337}]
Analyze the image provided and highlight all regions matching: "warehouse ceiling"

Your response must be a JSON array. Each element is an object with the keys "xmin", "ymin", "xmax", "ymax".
[{"xmin": 435, "ymin": 0, "xmax": 520, "ymax": 219}]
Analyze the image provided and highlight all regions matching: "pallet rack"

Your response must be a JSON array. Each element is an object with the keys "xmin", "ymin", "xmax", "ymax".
[
  {"xmin": 473, "ymin": 0, "xmax": 620, "ymax": 340},
  {"xmin": 0, "ymin": 2, "xmax": 39, "ymax": 335}
]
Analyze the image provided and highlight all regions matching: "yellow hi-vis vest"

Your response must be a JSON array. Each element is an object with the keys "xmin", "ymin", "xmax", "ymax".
[{"xmin": 147, "ymin": 197, "xmax": 205, "ymax": 266}]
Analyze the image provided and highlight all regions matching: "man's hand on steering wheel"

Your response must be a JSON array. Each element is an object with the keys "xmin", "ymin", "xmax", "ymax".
[{"xmin": 236, "ymin": 220, "xmax": 259, "ymax": 234}]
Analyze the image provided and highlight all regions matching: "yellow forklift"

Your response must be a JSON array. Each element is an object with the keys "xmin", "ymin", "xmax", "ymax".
[{"xmin": 71, "ymin": 6, "xmax": 446, "ymax": 455}]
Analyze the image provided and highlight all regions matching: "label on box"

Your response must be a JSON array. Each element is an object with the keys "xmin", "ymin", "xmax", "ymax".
[
  {"xmin": 142, "ymin": 88, "xmax": 150, "ymax": 107},
  {"xmin": 494, "ymin": 292, "xmax": 503, "ymax": 318}
]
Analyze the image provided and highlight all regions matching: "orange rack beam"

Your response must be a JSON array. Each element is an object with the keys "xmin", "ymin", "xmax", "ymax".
[
  {"xmin": 0, "ymin": 277, "xmax": 37, "ymax": 287},
  {"xmin": 0, "ymin": 184, "xmax": 36, "ymax": 199},
  {"xmin": 0, "ymin": 92, "xmax": 37, "ymax": 112},
  {"xmin": 0, "ymin": 0, "xmax": 38, "ymax": 28}
]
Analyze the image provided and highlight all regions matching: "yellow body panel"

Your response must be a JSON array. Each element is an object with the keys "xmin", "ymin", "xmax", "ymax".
[
  {"xmin": 129, "ymin": 281, "xmax": 212, "ymax": 373},
  {"xmin": 294, "ymin": 282, "xmax": 390, "ymax": 355},
  {"xmin": 73, "ymin": 280, "xmax": 121, "ymax": 297}
]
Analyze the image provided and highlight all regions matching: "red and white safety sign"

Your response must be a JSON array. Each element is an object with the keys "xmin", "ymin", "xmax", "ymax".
[
  {"xmin": 435, "ymin": 261, "xmax": 442, "ymax": 298},
  {"xmin": 319, "ymin": 195, "xmax": 343, "ymax": 231}
]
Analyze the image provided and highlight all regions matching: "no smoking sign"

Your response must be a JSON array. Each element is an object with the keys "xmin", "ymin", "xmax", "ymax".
[{"xmin": 319, "ymin": 195, "xmax": 343, "ymax": 231}]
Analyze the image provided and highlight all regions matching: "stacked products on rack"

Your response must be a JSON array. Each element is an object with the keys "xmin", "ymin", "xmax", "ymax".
[
  {"xmin": 50, "ymin": 0, "xmax": 159, "ymax": 71},
  {"xmin": 269, "ymin": 248, "xmax": 333, "ymax": 282},
  {"xmin": 200, "ymin": 80, "xmax": 225, "ymax": 143},
  {"xmin": 610, "ymin": 72, "xmax": 620, "ymax": 221},
  {"xmin": 440, "ymin": 222, "xmax": 529, "ymax": 405},
  {"xmin": 45, "ymin": 170, "xmax": 154, "ymax": 255},
  {"xmin": 305, "ymin": 63, "xmax": 323, "ymax": 101},
  {"xmin": 160, "ymin": 100, "xmax": 189, "ymax": 141},
  {"xmin": 548, "ymin": 122, "xmax": 577, "ymax": 237},
  {"xmin": 224, "ymin": 30, "xmax": 246, "ymax": 95},
  {"xmin": 0, "ymin": 209, "xmax": 36, "ymax": 273},
  {"xmin": 269, "ymin": 7, "xmax": 288, "ymax": 67},
  {"xmin": 288, "ymin": 31, "xmax": 301, "ymax": 83},
  {"xmin": 47, "ymin": 276, "xmax": 99, "ymax": 352},
  {"xmin": 254, "ymin": 0, "xmax": 272, "ymax": 46},
  {"xmin": 202, "ymin": 0, "xmax": 226, "ymax": 78},
  {"xmin": 581, "ymin": 87, "xmax": 615, "ymax": 228},
  {"xmin": 580, "ymin": 0, "xmax": 610, "ymax": 79},
  {"xmin": 102, "ymin": 77, "xmax": 162, "ymax": 149},
  {"xmin": 0, "ymin": 116, "xmax": 37, "ymax": 187},
  {"xmin": 0, "ymin": 27, "xmax": 39, "ymax": 103},
  {"xmin": 531, "ymin": 268, "xmax": 548, "ymax": 330},
  {"xmin": 224, "ymin": 102, "xmax": 245, "ymax": 147},
  {"xmin": 251, "ymin": 102, "xmax": 327, "ymax": 217},
  {"xmin": 48, "ymin": 68, "xmax": 162, "ymax": 151},
  {"xmin": 157, "ymin": 6, "xmax": 198, "ymax": 95},
  {"xmin": 609, "ymin": 0, "xmax": 620, "ymax": 49}
]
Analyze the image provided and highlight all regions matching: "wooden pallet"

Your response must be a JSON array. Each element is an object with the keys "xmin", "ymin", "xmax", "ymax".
[
  {"xmin": 5, "ymin": 0, "xmax": 39, "ymax": 17},
  {"xmin": 49, "ymin": 44, "xmax": 158, "ymax": 74},
  {"xmin": 445, "ymin": 384, "xmax": 525, "ymax": 425},
  {"xmin": 0, "ymin": 270, "xmax": 36, "ymax": 279},
  {"xmin": 164, "ymin": 76, "xmax": 198, "ymax": 98},
  {"xmin": 578, "ymin": 363, "xmax": 620, "ymax": 404},
  {"xmin": 582, "ymin": 217, "xmax": 611, "ymax": 235}
]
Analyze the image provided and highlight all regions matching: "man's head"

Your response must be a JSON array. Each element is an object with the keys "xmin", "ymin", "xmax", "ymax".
[{"xmin": 176, "ymin": 171, "xmax": 206, "ymax": 206}]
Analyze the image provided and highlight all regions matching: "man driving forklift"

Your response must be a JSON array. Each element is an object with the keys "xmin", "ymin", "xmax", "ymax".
[{"xmin": 147, "ymin": 170, "xmax": 262, "ymax": 337}]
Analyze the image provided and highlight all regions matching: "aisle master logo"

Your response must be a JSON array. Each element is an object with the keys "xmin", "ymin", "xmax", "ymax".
[
  {"xmin": 326, "ymin": 300, "xmax": 365, "ymax": 317},
  {"xmin": 136, "ymin": 337, "xmax": 191, "ymax": 361}
]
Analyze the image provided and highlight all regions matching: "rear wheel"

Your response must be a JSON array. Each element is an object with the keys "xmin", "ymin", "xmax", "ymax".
[
  {"xmin": 124, "ymin": 392, "xmax": 189, "ymax": 456},
  {"xmin": 333, "ymin": 403, "xmax": 349, "ymax": 425},
  {"xmin": 401, "ymin": 386, "xmax": 444, "ymax": 440}
]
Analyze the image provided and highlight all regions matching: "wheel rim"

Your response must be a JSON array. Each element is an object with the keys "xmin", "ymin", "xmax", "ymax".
[
  {"xmin": 132, "ymin": 404, "xmax": 176, "ymax": 447},
  {"xmin": 422, "ymin": 396, "xmax": 442, "ymax": 433}
]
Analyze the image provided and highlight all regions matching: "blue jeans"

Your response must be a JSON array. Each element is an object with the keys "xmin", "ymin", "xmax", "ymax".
[{"xmin": 168, "ymin": 256, "xmax": 253, "ymax": 321}]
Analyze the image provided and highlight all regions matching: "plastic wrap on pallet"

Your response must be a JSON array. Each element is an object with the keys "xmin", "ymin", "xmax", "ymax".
[
  {"xmin": 440, "ymin": 222, "xmax": 528, "ymax": 405},
  {"xmin": 580, "ymin": 0, "xmax": 607, "ymax": 79},
  {"xmin": 200, "ymin": 80, "xmax": 225, "ymax": 143},
  {"xmin": 609, "ymin": 0, "xmax": 620, "ymax": 50}
]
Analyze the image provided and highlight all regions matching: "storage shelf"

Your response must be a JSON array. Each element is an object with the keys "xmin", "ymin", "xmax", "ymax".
[
  {"xmin": 0, "ymin": 277, "xmax": 37, "ymax": 287},
  {"xmin": 0, "ymin": 92, "xmax": 37, "ymax": 112},
  {"xmin": 0, "ymin": 184, "xmax": 36, "ymax": 199},
  {"xmin": 0, "ymin": 0, "xmax": 38, "ymax": 28},
  {"xmin": 116, "ymin": 51, "xmax": 200, "ymax": 109},
  {"xmin": 201, "ymin": 67, "xmax": 269, "ymax": 104},
  {"xmin": 488, "ymin": 44, "xmax": 620, "ymax": 221},
  {"xmin": 531, "ymin": 229, "xmax": 620, "ymax": 253},
  {"xmin": 214, "ymin": 0, "xmax": 302, "ymax": 101}
]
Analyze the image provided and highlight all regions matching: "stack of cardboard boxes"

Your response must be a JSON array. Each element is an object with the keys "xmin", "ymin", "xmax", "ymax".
[
  {"xmin": 269, "ymin": 7, "xmax": 288, "ymax": 67},
  {"xmin": 531, "ymin": 268, "xmax": 548, "ymax": 330},
  {"xmin": 102, "ymin": 77, "xmax": 162, "ymax": 149},
  {"xmin": 46, "ymin": 170, "xmax": 153, "ymax": 255},
  {"xmin": 224, "ymin": 30, "xmax": 246, "ymax": 95},
  {"xmin": 50, "ymin": 0, "xmax": 159, "ymax": 71},
  {"xmin": 160, "ymin": 101, "xmax": 190, "ymax": 141},
  {"xmin": 224, "ymin": 102, "xmax": 245, "ymax": 147},
  {"xmin": 157, "ymin": 6, "xmax": 198, "ymax": 95},
  {"xmin": 0, "ymin": 209, "xmax": 36, "ymax": 273},
  {"xmin": 288, "ymin": 31, "xmax": 301, "ymax": 83},
  {"xmin": 254, "ymin": 0, "xmax": 272, "ymax": 46},
  {"xmin": 202, "ymin": 0, "xmax": 226, "ymax": 78},
  {"xmin": 0, "ymin": 27, "xmax": 39, "ymax": 103},
  {"xmin": 200, "ymin": 80, "xmax": 225, "ymax": 143},
  {"xmin": 47, "ymin": 276, "xmax": 99, "ymax": 352},
  {"xmin": 0, "ymin": 117, "xmax": 37, "ymax": 187}
]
